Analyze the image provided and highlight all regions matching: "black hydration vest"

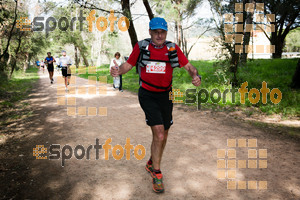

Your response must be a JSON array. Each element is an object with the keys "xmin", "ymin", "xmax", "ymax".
[{"xmin": 136, "ymin": 38, "xmax": 180, "ymax": 90}]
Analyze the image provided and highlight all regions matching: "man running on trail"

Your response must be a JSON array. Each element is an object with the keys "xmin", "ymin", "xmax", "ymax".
[
  {"xmin": 59, "ymin": 50, "xmax": 72, "ymax": 92},
  {"xmin": 45, "ymin": 52, "xmax": 56, "ymax": 84},
  {"xmin": 110, "ymin": 17, "xmax": 201, "ymax": 193}
]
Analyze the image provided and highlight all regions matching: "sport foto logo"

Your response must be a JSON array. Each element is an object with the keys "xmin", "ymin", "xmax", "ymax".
[
  {"xmin": 169, "ymin": 81, "xmax": 282, "ymax": 109},
  {"xmin": 217, "ymin": 139, "xmax": 268, "ymax": 190},
  {"xmin": 224, "ymin": 3, "xmax": 276, "ymax": 54},
  {"xmin": 33, "ymin": 138, "xmax": 146, "ymax": 167},
  {"xmin": 17, "ymin": 10, "xmax": 129, "ymax": 36}
]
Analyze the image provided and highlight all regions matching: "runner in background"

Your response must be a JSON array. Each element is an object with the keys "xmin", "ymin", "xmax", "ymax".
[
  {"xmin": 36, "ymin": 60, "xmax": 40, "ymax": 68},
  {"xmin": 59, "ymin": 50, "xmax": 72, "ymax": 92},
  {"xmin": 45, "ymin": 52, "xmax": 56, "ymax": 84},
  {"xmin": 110, "ymin": 52, "xmax": 123, "ymax": 92},
  {"xmin": 40, "ymin": 60, "xmax": 45, "ymax": 73}
]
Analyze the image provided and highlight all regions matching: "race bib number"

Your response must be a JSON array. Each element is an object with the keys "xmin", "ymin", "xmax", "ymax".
[{"xmin": 146, "ymin": 62, "xmax": 166, "ymax": 74}]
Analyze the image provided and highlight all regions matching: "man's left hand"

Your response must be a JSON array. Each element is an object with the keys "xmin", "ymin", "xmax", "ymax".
[{"xmin": 192, "ymin": 76, "xmax": 201, "ymax": 86}]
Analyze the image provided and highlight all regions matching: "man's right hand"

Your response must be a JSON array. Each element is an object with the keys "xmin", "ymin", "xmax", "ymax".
[{"xmin": 110, "ymin": 66, "xmax": 119, "ymax": 77}]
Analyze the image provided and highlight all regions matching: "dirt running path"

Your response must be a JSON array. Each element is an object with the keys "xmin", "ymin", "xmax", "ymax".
[{"xmin": 1, "ymin": 71, "xmax": 299, "ymax": 200}]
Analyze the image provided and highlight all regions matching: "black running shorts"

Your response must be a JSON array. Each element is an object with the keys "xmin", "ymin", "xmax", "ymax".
[
  {"xmin": 47, "ymin": 64, "xmax": 54, "ymax": 72},
  {"xmin": 62, "ymin": 67, "xmax": 71, "ymax": 77},
  {"xmin": 138, "ymin": 87, "xmax": 173, "ymax": 130}
]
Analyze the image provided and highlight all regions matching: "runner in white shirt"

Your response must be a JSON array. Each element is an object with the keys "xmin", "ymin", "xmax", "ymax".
[
  {"xmin": 40, "ymin": 60, "xmax": 45, "ymax": 73},
  {"xmin": 59, "ymin": 50, "xmax": 72, "ymax": 91}
]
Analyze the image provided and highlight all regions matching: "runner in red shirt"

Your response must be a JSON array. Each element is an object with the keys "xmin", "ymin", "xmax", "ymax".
[{"xmin": 111, "ymin": 17, "xmax": 201, "ymax": 193}]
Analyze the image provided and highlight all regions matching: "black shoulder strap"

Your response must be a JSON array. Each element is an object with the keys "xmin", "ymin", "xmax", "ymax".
[
  {"xmin": 136, "ymin": 39, "xmax": 151, "ymax": 73},
  {"xmin": 166, "ymin": 42, "xmax": 180, "ymax": 68},
  {"xmin": 165, "ymin": 41, "xmax": 172, "ymax": 45},
  {"xmin": 138, "ymin": 38, "xmax": 151, "ymax": 49}
]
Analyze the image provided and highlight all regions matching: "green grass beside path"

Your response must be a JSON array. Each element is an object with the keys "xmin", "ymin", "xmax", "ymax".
[{"xmin": 0, "ymin": 67, "xmax": 39, "ymax": 127}]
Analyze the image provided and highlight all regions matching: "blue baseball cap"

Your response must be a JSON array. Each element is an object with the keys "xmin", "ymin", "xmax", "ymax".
[{"xmin": 149, "ymin": 17, "xmax": 168, "ymax": 31}]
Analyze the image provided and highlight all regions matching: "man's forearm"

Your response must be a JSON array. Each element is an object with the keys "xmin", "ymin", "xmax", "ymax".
[
  {"xmin": 118, "ymin": 62, "xmax": 133, "ymax": 75},
  {"xmin": 189, "ymin": 66, "xmax": 198, "ymax": 78},
  {"xmin": 185, "ymin": 63, "xmax": 198, "ymax": 78}
]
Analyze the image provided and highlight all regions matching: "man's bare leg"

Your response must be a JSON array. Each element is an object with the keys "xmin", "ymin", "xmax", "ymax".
[
  {"xmin": 65, "ymin": 77, "xmax": 68, "ymax": 88},
  {"xmin": 151, "ymin": 125, "xmax": 169, "ymax": 170},
  {"xmin": 161, "ymin": 129, "xmax": 169, "ymax": 158},
  {"xmin": 49, "ymin": 71, "xmax": 53, "ymax": 82}
]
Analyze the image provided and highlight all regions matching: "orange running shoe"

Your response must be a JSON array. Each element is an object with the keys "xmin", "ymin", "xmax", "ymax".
[
  {"xmin": 152, "ymin": 172, "xmax": 164, "ymax": 193},
  {"xmin": 145, "ymin": 162, "xmax": 154, "ymax": 177}
]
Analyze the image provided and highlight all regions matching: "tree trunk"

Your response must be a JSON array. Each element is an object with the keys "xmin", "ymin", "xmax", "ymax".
[
  {"xmin": 272, "ymin": 37, "xmax": 284, "ymax": 58},
  {"xmin": 177, "ymin": 19, "xmax": 182, "ymax": 48},
  {"xmin": 180, "ymin": 24, "xmax": 184, "ymax": 49},
  {"xmin": 143, "ymin": 0, "xmax": 154, "ymax": 19},
  {"xmin": 23, "ymin": 52, "xmax": 29, "ymax": 72},
  {"xmin": 121, "ymin": 0, "xmax": 139, "ymax": 73},
  {"xmin": 230, "ymin": 50, "xmax": 240, "ymax": 86},
  {"xmin": 81, "ymin": 53, "xmax": 89, "ymax": 67},
  {"xmin": 7, "ymin": 46, "xmax": 11, "ymax": 66},
  {"xmin": 0, "ymin": 0, "xmax": 18, "ymax": 61},
  {"xmin": 241, "ymin": 0, "xmax": 254, "ymax": 63},
  {"xmin": 291, "ymin": 59, "xmax": 300, "ymax": 89},
  {"xmin": 82, "ymin": 55, "xmax": 89, "ymax": 67},
  {"xmin": 183, "ymin": 38, "xmax": 188, "ymax": 58},
  {"xmin": 230, "ymin": 1, "xmax": 243, "ymax": 86},
  {"xmin": 10, "ymin": 36, "xmax": 22, "ymax": 78},
  {"xmin": 77, "ymin": 46, "xmax": 89, "ymax": 67},
  {"xmin": 174, "ymin": 21, "xmax": 178, "ymax": 43},
  {"xmin": 75, "ymin": 46, "xmax": 79, "ymax": 68},
  {"xmin": 121, "ymin": 0, "xmax": 138, "ymax": 48},
  {"xmin": 9, "ymin": 57, "xmax": 17, "ymax": 79},
  {"xmin": 0, "ymin": 39, "xmax": 3, "ymax": 55}
]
